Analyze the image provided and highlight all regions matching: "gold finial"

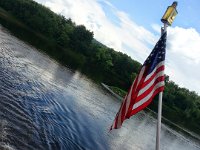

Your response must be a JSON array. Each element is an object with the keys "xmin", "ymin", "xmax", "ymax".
[{"xmin": 161, "ymin": 1, "xmax": 178, "ymax": 26}]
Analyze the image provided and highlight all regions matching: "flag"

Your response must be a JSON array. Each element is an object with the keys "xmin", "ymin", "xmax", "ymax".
[{"xmin": 110, "ymin": 32, "xmax": 167, "ymax": 130}]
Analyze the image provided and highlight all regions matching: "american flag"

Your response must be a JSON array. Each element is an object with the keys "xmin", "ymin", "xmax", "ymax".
[{"xmin": 110, "ymin": 32, "xmax": 167, "ymax": 130}]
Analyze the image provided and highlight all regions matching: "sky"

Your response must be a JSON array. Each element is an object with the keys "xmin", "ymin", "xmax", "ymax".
[{"xmin": 34, "ymin": 0, "xmax": 200, "ymax": 94}]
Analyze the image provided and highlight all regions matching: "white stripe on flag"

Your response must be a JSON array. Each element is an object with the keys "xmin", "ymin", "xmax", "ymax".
[
  {"xmin": 116, "ymin": 103, "xmax": 123, "ymax": 128},
  {"xmin": 138, "ymin": 70, "xmax": 164, "ymax": 96},
  {"xmin": 136, "ymin": 66, "xmax": 146, "ymax": 87},
  {"xmin": 132, "ymin": 81, "xmax": 165, "ymax": 110},
  {"xmin": 144, "ymin": 61, "xmax": 165, "ymax": 82},
  {"xmin": 125, "ymin": 81, "xmax": 134, "ymax": 115}
]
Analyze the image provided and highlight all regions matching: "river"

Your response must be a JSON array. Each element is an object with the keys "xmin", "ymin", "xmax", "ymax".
[{"xmin": 0, "ymin": 25, "xmax": 200, "ymax": 150}]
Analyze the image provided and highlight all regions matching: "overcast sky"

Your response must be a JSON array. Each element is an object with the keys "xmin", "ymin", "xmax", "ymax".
[{"xmin": 34, "ymin": 0, "xmax": 200, "ymax": 94}]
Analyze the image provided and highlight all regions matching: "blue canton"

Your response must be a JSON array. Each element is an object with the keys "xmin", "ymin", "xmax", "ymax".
[{"xmin": 144, "ymin": 32, "xmax": 167, "ymax": 74}]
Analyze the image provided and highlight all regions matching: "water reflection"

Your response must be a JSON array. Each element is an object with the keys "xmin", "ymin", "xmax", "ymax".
[{"xmin": 0, "ymin": 25, "xmax": 200, "ymax": 150}]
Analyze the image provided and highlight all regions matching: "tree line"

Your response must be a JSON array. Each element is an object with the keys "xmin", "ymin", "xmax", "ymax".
[{"xmin": 0, "ymin": 0, "xmax": 199, "ymax": 134}]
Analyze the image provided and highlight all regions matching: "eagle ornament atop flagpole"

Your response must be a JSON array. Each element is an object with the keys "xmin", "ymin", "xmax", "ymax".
[{"xmin": 110, "ymin": 2, "xmax": 178, "ymax": 150}]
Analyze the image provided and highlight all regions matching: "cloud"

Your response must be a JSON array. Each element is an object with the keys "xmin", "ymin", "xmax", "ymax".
[
  {"xmin": 165, "ymin": 27, "xmax": 200, "ymax": 93},
  {"xmin": 36, "ymin": 0, "xmax": 157, "ymax": 62},
  {"xmin": 152, "ymin": 24, "xmax": 200, "ymax": 93},
  {"xmin": 35, "ymin": 0, "xmax": 200, "ymax": 94},
  {"xmin": 168, "ymin": 27, "xmax": 200, "ymax": 63}
]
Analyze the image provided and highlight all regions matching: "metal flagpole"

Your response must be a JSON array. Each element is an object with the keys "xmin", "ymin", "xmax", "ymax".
[
  {"xmin": 156, "ymin": 2, "xmax": 178, "ymax": 150},
  {"xmin": 156, "ymin": 92, "xmax": 163, "ymax": 150},
  {"xmin": 156, "ymin": 23, "xmax": 167, "ymax": 150}
]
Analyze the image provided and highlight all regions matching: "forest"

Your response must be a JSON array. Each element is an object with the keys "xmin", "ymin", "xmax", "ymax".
[{"xmin": 0, "ymin": 0, "xmax": 200, "ymax": 134}]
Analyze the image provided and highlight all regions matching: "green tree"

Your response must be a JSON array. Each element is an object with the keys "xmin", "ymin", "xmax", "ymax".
[{"xmin": 70, "ymin": 25, "xmax": 93, "ymax": 53}]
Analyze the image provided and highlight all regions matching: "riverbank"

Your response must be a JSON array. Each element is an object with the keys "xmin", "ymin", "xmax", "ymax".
[{"xmin": 101, "ymin": 83, "xmax": 200, "ymax": 143}]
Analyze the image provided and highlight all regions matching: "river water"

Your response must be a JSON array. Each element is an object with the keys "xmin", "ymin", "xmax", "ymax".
[{"xmin": 0, "ymin": 25, "xmax": 200, "ymax": 150}]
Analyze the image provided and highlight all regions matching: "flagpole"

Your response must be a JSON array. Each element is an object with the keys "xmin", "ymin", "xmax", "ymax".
[
  {"xmin": 156, "ymin": 1, "xmax": 178, "ymax": 149},
  {"xmin": 156, "ymin": 92, "xmax": 164, "ymax": 150},
  {"xmin": 155, "ymin": 23, "xmax": 167, "ymax": 150},
  {"xmin": 156, "ymin": 91, "xmax": 163, "ymax": 150}
]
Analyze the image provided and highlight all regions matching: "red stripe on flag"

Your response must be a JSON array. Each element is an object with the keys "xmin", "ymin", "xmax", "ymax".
[
  {"xmin": 141, "ymin": 65, "xmax": 165, "ymax": 88},
  {"xmin": 110, "ymin": 71, "xmax": 143, "ymax": 130},
  {"xmin": 128, "ymin": 86, "xmax": 164, "ymax": 117},
  {"xmin": 127, "ymin": 68, "xmax": 147, "ymax": 119},
  {"xmin": 111, "ymin": 82, "xmax": 133, "ymax": 130},
  {"xmin": 136, "ymin": 76, "xmax": 165, "ymax": 102}
]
